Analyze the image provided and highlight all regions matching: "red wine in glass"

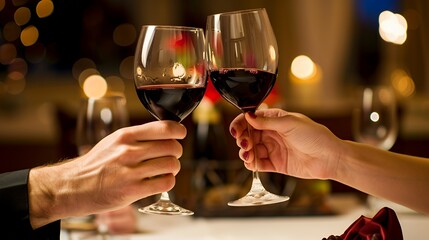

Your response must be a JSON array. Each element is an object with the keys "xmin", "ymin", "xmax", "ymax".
[
  {"xmin": 136, "ymin": 84, "xmax": 206, "ymax": 122},
  {"xmin": 209, "ymin": 68, "xmax": 277, "ymax": 113}
]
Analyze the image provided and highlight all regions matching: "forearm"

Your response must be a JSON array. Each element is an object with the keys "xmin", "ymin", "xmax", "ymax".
[{"xmin": 335, "ymin": 140, "xmax": 429, "ymax": 214}]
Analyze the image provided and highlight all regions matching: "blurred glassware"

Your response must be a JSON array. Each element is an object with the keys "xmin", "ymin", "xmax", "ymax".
[
  {"xmin": 76, "ymin": 94, "xmax": 129, "ymax": 155},
  {"xmin": 352, "ymin": 85, "xmax": 411, "ymax": 214},
  {"xmin": 352, "ymin": 85, "xmax": 398, "ymax": 151}
]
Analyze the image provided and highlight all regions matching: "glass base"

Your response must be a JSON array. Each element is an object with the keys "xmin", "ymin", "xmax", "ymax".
[
  {"xmin": 138, "ymin": 199, "xmax": 194, "ymax": 216},
  {"xmin": 228, "ymin": 190, "xmax": 289, "ymax": 206},
  {"xmin": 228, "ymin": 176, "xmax": 289, "ymax": 206}
]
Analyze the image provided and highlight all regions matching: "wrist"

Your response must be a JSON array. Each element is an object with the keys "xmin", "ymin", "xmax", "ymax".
[
  {"xmin": 28, "ymin": 164, "xmax": 69, "ymax": 229},
  {"xmin": 333, "ymin": 140, "xmax": 368, "ymax": 187}
]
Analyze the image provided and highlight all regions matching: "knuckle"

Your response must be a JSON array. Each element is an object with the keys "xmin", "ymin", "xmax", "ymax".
[
  {"xmin": 170, "ymin": 157, "xmax": 181, "ymax": 175},
  {"xmin": 114, "ymin": 127, "xmax": 133, "ymax": 142},
  {"xmin": 160, "ymin": 174, "xmax": 176, "ymax": 191},
  {"xmin": 172, "ymin": 140, "xmax": 183, "ymax": 157}
]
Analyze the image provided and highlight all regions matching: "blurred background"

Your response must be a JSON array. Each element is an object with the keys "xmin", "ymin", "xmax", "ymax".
[{"xmin": 1, "ymin": 0, "xmax": 429, "ymax": 216}]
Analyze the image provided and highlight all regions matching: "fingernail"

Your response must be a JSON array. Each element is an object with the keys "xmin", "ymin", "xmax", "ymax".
[
  {"xmin": 242, "ymin": 151, "xmax": 249, "ymax": 161},
  {"xmin": 230, "ymin": 127, "xmax": 237, "ymax": 137},
  {"xmin": 240, "ymin": 139, "xmax": 248, "ymax": 149},
  {"xmin": 248, "ymin": 112, "xmax": 257, "ymax": 119}
]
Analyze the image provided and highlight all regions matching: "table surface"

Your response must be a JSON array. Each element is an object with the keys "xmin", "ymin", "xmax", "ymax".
[{"xmin": 61, "ymin": 194, "xmax": 429, "ymax": 240}]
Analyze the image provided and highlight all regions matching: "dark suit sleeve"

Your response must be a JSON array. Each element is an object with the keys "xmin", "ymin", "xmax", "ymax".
[{"xmin": 0, "ymin": 169, "xmax": 61, "ymax": 240}]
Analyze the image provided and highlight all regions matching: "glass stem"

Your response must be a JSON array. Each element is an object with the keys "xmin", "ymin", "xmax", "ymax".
[
  {"xmin": 160, "ymin": 192, "xmax": 170, "ymax": 201},
  {"xmin": 247, "ymin": 117, "xmax": 267, "ymax": 195},
  {"xmin": 246, "ymin": 113, "xmax": 260, "ymax": 179}
]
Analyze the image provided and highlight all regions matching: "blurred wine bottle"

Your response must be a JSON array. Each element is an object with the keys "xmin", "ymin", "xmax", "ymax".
[
  {"xmin": 192, "ymin": 98, "xmax": 227, "ymax": 162},
  {"xmin": 192, "ymin": 78, "xmax": 228, "ymax": 163}
]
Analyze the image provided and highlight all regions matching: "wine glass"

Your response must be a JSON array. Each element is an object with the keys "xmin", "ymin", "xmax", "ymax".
[
  {"xmin": 76, "ymin": 94, "xmax": 130, "ymax": 155},
  {"xmin": 206, "ymin": 8, "xmax": 289, "ymax": 206},
  {"xmin": 133, "ymin": 25, "xmax": 207, "ymax": 215},
  {"xmin": 352, "ymin": 85, "xmax": 407, "ymax": 212},
  {"xmin": 352, "ymin": 85, "xmax": 398, "ymax": 151}
]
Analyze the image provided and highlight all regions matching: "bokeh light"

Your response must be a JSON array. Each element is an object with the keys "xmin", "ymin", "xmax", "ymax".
[
  {"xmin": 78, "ymin": 68, "xmax": 100, "ymax": 88},
  {"xmin": 379, "ymin": 87, "xmax": 395, "ymax": 105},
  {"xmin": 0, "ymin": 0, "xmax": 5, "ymax": 12},
  {"xmin": 113, "ymin": 23, "xmax": 136, "ymax": 47},
  {"xmin": 5, "ymin": 73, "xmax": 26, "ymax": 95},
  {"xmin": 370, "ymin": 112, "xmax": 380, "ymax": 122},
  {"xmin": 14, "ymin": 6, "xmax": 31, "ymax": 26},
  {"xmin": 390, "ymin": 69, "xmax": 415, "ymax": 97},
  {"xmin": 289, "ymin": 55, "xmax": 322, "ymax": 85},
  {"xmin": 119, "ymin": 56, "xmax": 134, "ymax": 80},
  {"xmin": 36, "ymin": 0, "xmax": 54, "ymax": 18},
  {"xmin": 72, "ymin": 58, "xmax": 97, "ymax": 80},
  {"xmin": 291, "ymin": 55, "xmax": 316, "ymax": 79},
  {"xmin": 82, "ymin": 74, "xmax": 108, "ymax": 99},
  {"xmin": 8, "ymin": 58, "xmax": 28, "ymax": 77},
  {"xmin": 0, "ymin": 43, "xmax": 18, "ymax": 64},
  {"xmin": 20, "ymin": 25, "xmax": 39, "ymax": 46},
  {"xmin": 100, "ymin": 108, "xmax": 113, "ymax": 124},
  {"xmin": 3, "ymin": 21, "xmax": 21, "ymax": 42},
  {"xmin": 7, "ymin": 71, "xmax": 25, "ymax": 81},
  {"xmin": 379, "ymin": 10, "xmax": 407, "ymax": 45}
]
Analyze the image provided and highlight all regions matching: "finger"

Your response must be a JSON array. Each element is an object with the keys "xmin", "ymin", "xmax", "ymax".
[
  {"xmin": 239, "ymin": 148, "xmax": 253, "ymax": 164},
  {"xmin": 140, "ymin": 174, "xmax": 176, "ymax": 195},
  {"xmin": 135, "ymin": 156, "xmax": 181, "ymax": 179},
  {"xmin": 101, "ymin": 139, "xmax": 182, "ymax": 167},
  {"xmin": 120, "ymin": 173, "xmax": 176, "ymax": 201},
  {"xmin": 115, "ymin": 121, "xmax": 187, "ymax": 143},
  {"xmin": 132, "ymin": 139, "xmax": 183, "ymax": 162},
  {"xmin": 240, "ymin": 144, "xmax": 272, "ymax": 172},
  {"xmin": 235, "ymin": 129, "xmax": 252, "ymax": 151},
  {"xmin": 243, "ymin": 161, "xmax": 255, "ymax": 171},
  {"xmin": 245, "ymin": 109, "xmax": 307, "ymax": 133},
  {"xmin": 229, "ymin": 113, "xmax": 248, "ymax": 138},
  {"xmin": 253, "ymin": 144, "xmax": 276, "ymax": 172}
]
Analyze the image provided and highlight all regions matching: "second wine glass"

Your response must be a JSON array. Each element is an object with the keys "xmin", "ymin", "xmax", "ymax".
[
  {"xmin": 76, "ymin": 94, "xmax": 129, "ymax": 155},
  {"xmin": 134, "ymin": 25, "xmax": 208, "ymax": 215},
  {"xmin": 352, "ymin": 85, "xmax": 398, "ymax": 150},
  {"xmin": 206, "ymin": 8, "xmax": 289, "ymax": 206}
]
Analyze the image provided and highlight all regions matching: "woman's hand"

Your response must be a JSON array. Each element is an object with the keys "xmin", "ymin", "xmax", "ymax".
[{"xmin": 229, "ymin": 109, "xmax": 342, "ymax": 180}]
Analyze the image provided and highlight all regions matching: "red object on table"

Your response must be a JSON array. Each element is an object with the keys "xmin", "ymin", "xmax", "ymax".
[{"xmin": 341, "ymin": 207, "xmax": 403, "ymax": 240}]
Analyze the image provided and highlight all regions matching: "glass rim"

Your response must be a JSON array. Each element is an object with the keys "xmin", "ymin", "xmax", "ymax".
[
  {"xmin": 139, "ymin": 25, "xmax": 204, "ymax": 32},
  {"xmin": 207, "ymin": 8, "xmax": 266, "ymax": 18}
]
